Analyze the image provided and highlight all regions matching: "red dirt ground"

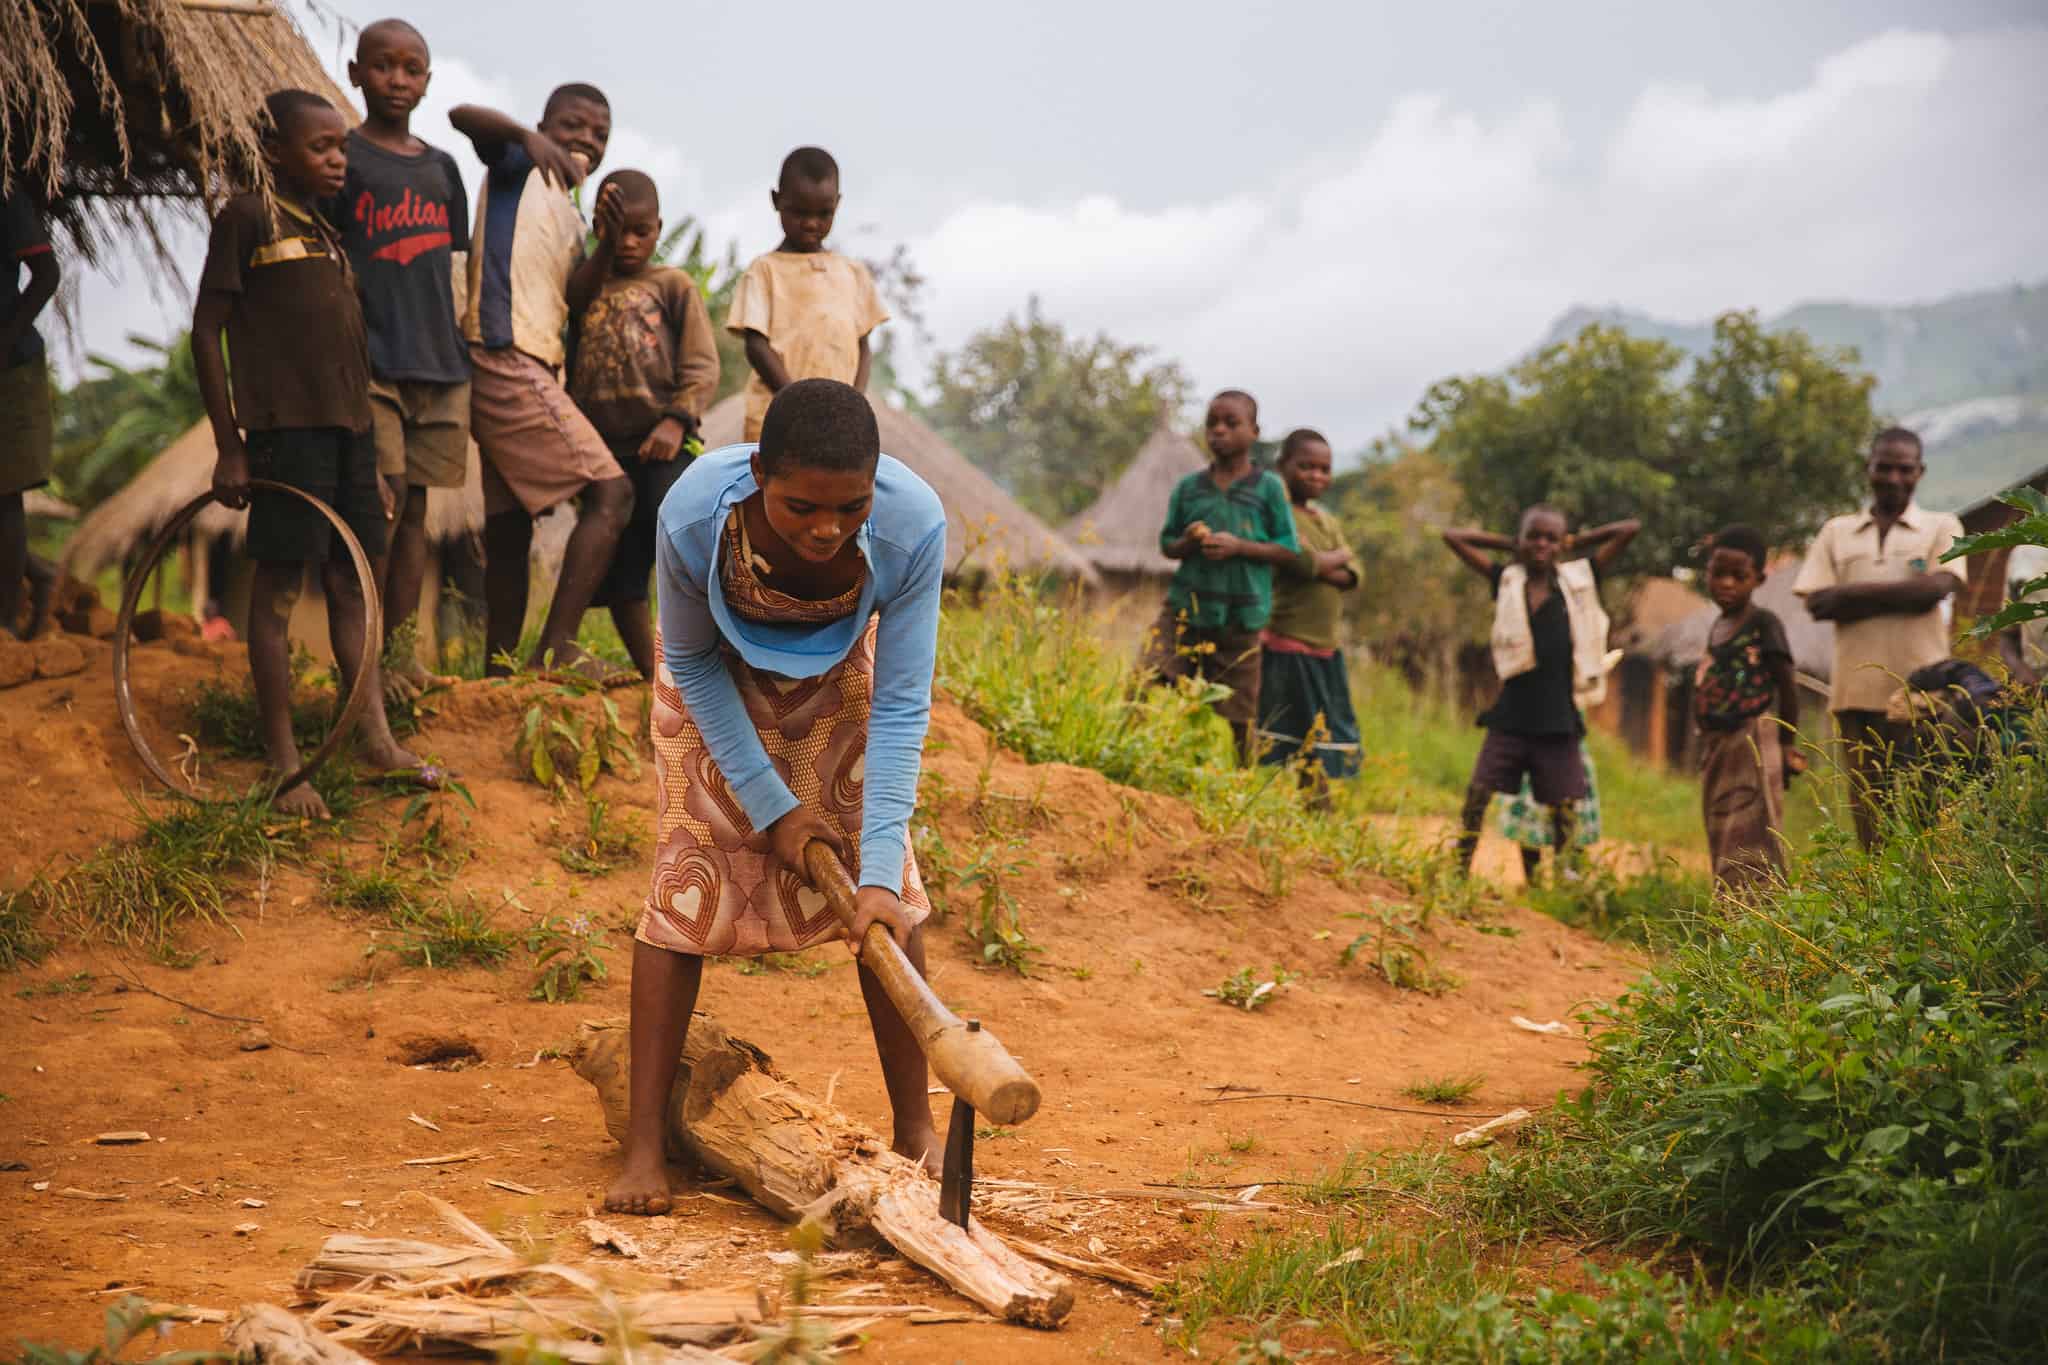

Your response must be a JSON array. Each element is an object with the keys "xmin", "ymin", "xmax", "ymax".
[{"xmin": 0, "ymin": 640, "xmax": 1640, "ymax": 1360}]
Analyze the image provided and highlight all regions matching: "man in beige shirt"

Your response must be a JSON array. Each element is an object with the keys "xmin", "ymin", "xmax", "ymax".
[
  {"xmin": 1794, "ymin": 426, "xmax": 1965, "ymax": 848},
  {"xmin": 727, "ymin": 146, "xmax": 888, "ymax": 442}
]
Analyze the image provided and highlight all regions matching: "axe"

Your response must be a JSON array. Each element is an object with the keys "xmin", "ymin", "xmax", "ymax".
[{"xmin": 803, "ymin": 841, "xmax": 1041, "ymax": 1227}]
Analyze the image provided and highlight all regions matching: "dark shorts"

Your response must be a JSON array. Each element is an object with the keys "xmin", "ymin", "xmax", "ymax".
[
  {"xmin": 1141, "ymin": 605, "xmax": 1262, "ymax": 733},
  {"xmin": 593, "ymin": 435, "xmax": 693, "ymax": 608},
  {"xmin": 245, "ymin": 426, "xmax": 388, "ymax": 564},
  {"xmin": 1470, "ymin": 729, "xmax": 1588, "ymax": 806}
]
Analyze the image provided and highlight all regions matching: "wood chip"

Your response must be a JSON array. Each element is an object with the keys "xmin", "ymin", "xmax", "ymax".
[
  {"xmin": 1511, "ymin": 1016, "xmax": 1572, "ymax": 1037},
  {"xmin": 95, "ymin": 1131, "xmax": 151, "ymax": 1145},
  {"xmin": 58, "ymin": 1187, "xmax": 126, "ymax": 1201},
  {"xmin": 909, "ymin": 1310, "xmax": 998, "ymax": 1325},
  {"xmin": 400, "ymin": 1148, "xmax": 482, "ymax": 1166},
  {"xmin": 486, "ymin": 1178, "xmax": 538, "ymax": 1196},
  {"xmin": 407, "ymin": 1113, "xmax": 442, "ymax": 1133},
  {"xmin": 240, "ymin": 1198, "xmax": 267, "ymax": 1208},
  {"xmin": 1453, "ymin": 1107, "xmax": 1535, "ymax": 1148},
  {"xmin": 148, "ymin": 1304, "xmax": 228, "ymax": 1325},
  {"xmin": 31, "ymin": 1181, "xmax": 49, "ymax": 1191},
  {"xmin": 233, "ymin": 1222, "xmax": 260, "ymax": 1235},
  {"xmin": 340, "ymin": 1199, "xmax": 363, "ymax": 1208},
  {"xmin": 1007, "ymin": 1236, "xmax": 1165, "ymax": 1292},
  {"xmin": 580, "ymin": 1216, "xmax": 642, "ymax": 1258}
]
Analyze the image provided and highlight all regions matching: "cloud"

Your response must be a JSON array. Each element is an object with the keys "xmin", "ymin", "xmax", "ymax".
[{"xmin": 901, "ymin": 26, "xmax": 2048, "ymax": 447}]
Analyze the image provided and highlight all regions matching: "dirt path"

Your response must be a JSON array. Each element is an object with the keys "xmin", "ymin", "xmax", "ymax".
[{"xmin": 0, "ymin": 643, "xmax": 1641, "ymax": 1359}]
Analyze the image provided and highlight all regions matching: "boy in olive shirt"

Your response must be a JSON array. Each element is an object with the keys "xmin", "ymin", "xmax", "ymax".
[
  {"xmin": 1147, "ymin": 390, "xmax": 1298, "ymax": 764},
  {"xmin": 1257, "ymin": 429, "xmax": 1360, "ymax": 798}
]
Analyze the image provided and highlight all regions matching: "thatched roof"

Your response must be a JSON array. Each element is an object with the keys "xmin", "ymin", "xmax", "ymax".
[
  {"xmin": 699, "ymin": 394, "xmax": 1100, "ymax": 585},
  {"xmin": 2, "ymin": 0, "xmax": 354, "ymax": 270},
  {"xmin": 1611, "ymin": 575, "xmax": 1709, "ymax": 653},
  {"xmin": 1061, "ymin": 422, "xmax": 1206, "ymax": 577},
  {"xmin": 1650, "ymin": 553, "xmax": 1834, "ymax": 683},
  {"xmin": 62, "ymin": 419, "xmax": 484, "ymax": 579}
]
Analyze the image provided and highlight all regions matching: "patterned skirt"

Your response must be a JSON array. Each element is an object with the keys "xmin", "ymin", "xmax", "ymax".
[
  {"xmin": 636, "ymin": 617, "xmax": 932, "ymax": 956},
  {"xmin": 1496, "ymin": 740, "xmax": 1603, "ymax": 848}
]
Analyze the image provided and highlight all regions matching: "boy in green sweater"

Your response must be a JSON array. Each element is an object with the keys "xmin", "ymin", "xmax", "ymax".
[{"xmin": 1147, "ymin": 390, "xmax": 1298, "ymax": 764}]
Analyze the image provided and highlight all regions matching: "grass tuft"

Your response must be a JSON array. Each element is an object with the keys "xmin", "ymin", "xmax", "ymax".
[{"xmin": 1401, "ymin": 1074, "xmax": 1485, "ymax": 1105}]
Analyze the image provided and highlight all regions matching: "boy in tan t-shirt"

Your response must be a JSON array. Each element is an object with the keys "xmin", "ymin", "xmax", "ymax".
[{"xmin": 726, "ymin": 146, "xmax": 888, "ymax": 442}]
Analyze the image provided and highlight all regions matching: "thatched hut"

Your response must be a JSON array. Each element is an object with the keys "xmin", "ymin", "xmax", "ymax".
[
  {"xmin": 698, "ymin": 393, "xmax": 1100, "ymax": 586},
  {"xmin": 1062, "ymin": 422, "xmax": 1207, "ymax": 585},
  {"xmin": 2, "ymin": 0, "xmax": 351, "ymax": 268}
]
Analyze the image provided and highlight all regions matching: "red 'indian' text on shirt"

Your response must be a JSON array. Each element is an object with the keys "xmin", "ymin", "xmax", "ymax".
[{"xmin": 352, "ymin": 188, "xmax": 451, "ymax": 265}]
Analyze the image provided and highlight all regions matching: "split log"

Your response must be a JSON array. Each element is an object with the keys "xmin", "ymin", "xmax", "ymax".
[
  {"xmin": 311, "ymin": 1284, "xmax": 764, "ymax": 1356},
  {"xmin": 223, "ymin": 1304, "xmax": 373, "ymax": 1365},
  {"xmin": 571, "ymin": 1014, "xmax": 1073, "ymax": 1327}
]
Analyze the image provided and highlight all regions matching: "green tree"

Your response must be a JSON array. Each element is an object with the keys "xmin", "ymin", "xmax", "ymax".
[
  {"xmin": 1413, "ymin": 312, "xmax": 1875, "ymax": 572},
  {"xmin": 918, "ymin": 298, "xmax": 1192, "ymax": 523},
  {"xmin": 52, "ymin": 332, "xmax": 204, "ymax": 510}
]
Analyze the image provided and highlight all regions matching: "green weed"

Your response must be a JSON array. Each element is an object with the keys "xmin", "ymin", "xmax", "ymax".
[
  {"xmin": 1205, "ymin": 964, "xmax": 1299, "ymax": 1011},
  {"xmin": 1525, "ymin": 858, "xmax": 1710, "ymax": 945},
  {"xmin": 734, "ymin": 952, "xmax": 834, "ymax": 978},
  {"xmin": 12, "ymin": 1293, "xmax": 231, "ymax": 1365},
  {"xmin": 1340, "ymin": 903, "xmax": 1455, "ymax": 994},
  {"xmin": 558, "ymin": 797, "xmax": 644, "ymax": 875},
  {"xmin": 368, "ymin": 896, "xmax": 514, "ymax": 970},
  {"xmin": 15, "ymin": 970, "xmax": 92, "ymax": 999},
  {"xmin": 0, "ymin": 887, "xmax": 48, "ymax": 970},
  {"xmin": 1402, "ymin": 1074, "xmax": 1485, "ymax": 1105},
  {"xmin": 512, "ymin": 675, "xmax": 640, "ymax": 794},
  {"xmin": 525, "ymin": 913, "xmax": 610, "ymax": 1002}
]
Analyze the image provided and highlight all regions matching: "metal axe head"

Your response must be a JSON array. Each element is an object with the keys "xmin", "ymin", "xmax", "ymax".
[{"xmin": 937, "ymin": 1024, "xmax": 981, "ymax": 1229}]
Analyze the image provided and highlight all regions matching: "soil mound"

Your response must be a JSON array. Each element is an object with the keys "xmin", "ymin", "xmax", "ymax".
[{"xmin": 0, "ymin": 647, "xmax": 1638, "ymax": 1359}]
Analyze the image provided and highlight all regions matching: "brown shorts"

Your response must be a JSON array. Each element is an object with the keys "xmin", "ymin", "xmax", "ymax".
[
  {"xmin": 1470, "ymin": 729, "xmax": 1588, "ymax": 806},
  {"xmin": 370, "ymin": 377, "xmax": 470, "ymax": 488},
  {"xmin": 0, "ymin": 359, "xmax": 54, "ymax": 497},
  {"xmin": 467, "ymin": 343, "xmax": 621, "ymax": 517}
]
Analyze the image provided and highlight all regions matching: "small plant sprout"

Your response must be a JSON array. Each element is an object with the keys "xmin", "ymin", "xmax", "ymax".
[
  {"xmin": 527, "ymin": 913, "xmax": 610, "ymax": 1003},
  {"xmin": 1205, "ymin": 965, "xmax": 1299, "ymax": 1011},
  {"xmin": 514, "ymin": 672, "xmax": 641, "ymax": 795},
  {"xmin": 1401, "ymin": 1074, "xmax": 1485, "ymax": 1105}
]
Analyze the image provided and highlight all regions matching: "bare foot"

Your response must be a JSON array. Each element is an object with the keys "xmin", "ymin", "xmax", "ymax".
[
  {"xmin": 604, "ymin": 1140, "xmax": 675, "ymax": 1216},
  {"xmin": 271, "ymin": 780, "xmax": 331, "ymax": 820},
  {"xmin": 382, "ymin": 668, "xmax": 421, "ymax": 706},
  {"xmin": 362, "ymin": 738, "xmax": 423, "ymax": 773},
  {"xmin": 894, "ymin": 1127, "xmax": 943, "ymax": 1178}
]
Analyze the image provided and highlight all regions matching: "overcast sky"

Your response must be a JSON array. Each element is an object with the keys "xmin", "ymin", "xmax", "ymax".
[{"xmin": 67, "ymin": 0, "xmax": 2048, "ymax": 448}]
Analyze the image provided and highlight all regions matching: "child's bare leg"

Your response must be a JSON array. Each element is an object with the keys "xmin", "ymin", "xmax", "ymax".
[
  {"xmin": 1548, "ymin": 804, "xmax": 1579, "ymax": 875},
  {"xmin": 381, "ymin": 483, "xmax": 433, "ymax": 696},
  {"xmin": 250, "ymin": 561, "xmax": 327, "ymax": 819},
  {"xmin": 1455, "ymin": 780, "xmax": 1491, "ymax": 876},
  {"xmin": 611, "ymin": 601, "xmax": 657, "ymax": 680},
  {"xmin": 528, "ymin": 476, "xmax": 632, "ymax": 672},
  {"xmin": 322, "ymin": 555, "xmax": 419, "ymax": 773},
  {"xmin": 606, "ymin": 940, "xmax": 703, "ymax": 1215},
  {"xmin": 0, "ymin": 493, "xmax": 25, "ymax": 638},
  {"xmin": 858, "ymin": 925, "xmax": 939, "ymax": 1174},
  {"xmin": 481, "ymin": 508, "xmax": 533, "ymax": 677},
  {"xmin": 1519, "ymin": 844, "xmax": 1543, "ymax": 884}
]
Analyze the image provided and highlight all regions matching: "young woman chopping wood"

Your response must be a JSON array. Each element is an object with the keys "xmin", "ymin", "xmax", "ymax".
[{"xmin": 607, "ymin": 377, "xmax": 944, "ymax": 1215}]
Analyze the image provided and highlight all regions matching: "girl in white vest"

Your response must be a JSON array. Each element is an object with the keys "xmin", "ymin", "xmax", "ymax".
[{"xmin": 1441, "ymin": 505, "xmax": 1638, "ymax": 877}]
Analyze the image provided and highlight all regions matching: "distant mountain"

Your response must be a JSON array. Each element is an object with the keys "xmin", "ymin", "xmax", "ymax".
[{"xmin": 1540, "ymin": 281, "xmax": 2048, "ymax": 512}]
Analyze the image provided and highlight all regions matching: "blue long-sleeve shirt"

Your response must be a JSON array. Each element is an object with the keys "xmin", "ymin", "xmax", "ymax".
[{"xmin": 655, "ymin": 443, "xmax": 946, "ymax": 891}]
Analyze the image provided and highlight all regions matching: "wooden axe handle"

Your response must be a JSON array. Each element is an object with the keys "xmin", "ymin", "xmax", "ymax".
[{"xmin": 803, "ymin": 841, "xmax": 1042, "ymax": 1125}]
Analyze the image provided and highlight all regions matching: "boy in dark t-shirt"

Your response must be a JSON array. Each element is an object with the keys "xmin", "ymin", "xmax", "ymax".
[
  {"xmin": 1442, "ymin": 505, "xmax": 1638, "ymax": 877},
  {"xmin": 1694, "ymin": 525, "xmax": 1802, "ymax": 889},
  {"xmin": 567, "ymin": 170, "xmax": 720, "ymax": 680},
  {"xmin": 339, "ymin": 18, "xmax": 471, "ymax": 695},
  {"xmin": 192, "ymin": 90, "xmax": 424, "ymax": 820}
]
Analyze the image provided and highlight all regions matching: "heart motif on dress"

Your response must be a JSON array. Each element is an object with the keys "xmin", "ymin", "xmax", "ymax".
[{"xmin": 779, "ymin": 874, "xmax": 840, "ymax": 943}]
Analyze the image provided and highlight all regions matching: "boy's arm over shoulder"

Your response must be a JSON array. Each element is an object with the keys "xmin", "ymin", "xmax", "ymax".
[{"xmin": 438, "ymin": 148, "xmax": 473, "ymax": 253}]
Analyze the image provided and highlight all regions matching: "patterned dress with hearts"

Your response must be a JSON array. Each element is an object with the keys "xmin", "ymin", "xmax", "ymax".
[{"xmin": 636, "ymin": 514, "xmax": 932, "ymax": 956}]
